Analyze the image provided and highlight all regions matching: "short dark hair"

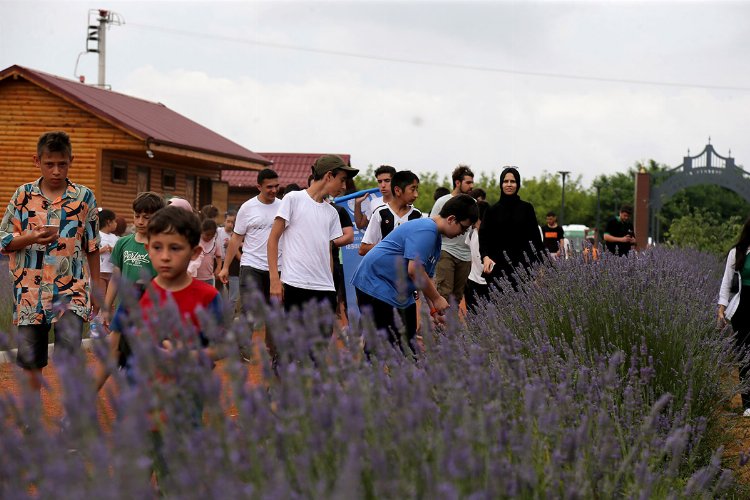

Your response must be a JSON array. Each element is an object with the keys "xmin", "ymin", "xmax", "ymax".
[
  {"xmin": 200, "ymin": 204, "xmax": 219, "ymax": 221},
  {"xmin": 434, "ymin": 186, "xmax": 450, "ymax": 201},
  {"xmin": 147, "ymin": 206, "xmax": 201, "ymax": 248},
  {"xmin": 284, "ymin": 183, "xmax": 302, "ymax": 193},
  {"xmin": 114, "ymin": 216, "xmax": 128, "ymax": 236},
  {"xmin": 133, "ymin": 191, "xmax": 166, "ymax": 214},
  {"xmin": 37, "ymin": 131, "xmax": 72, "ymax": 159},
  {"xmin": 98, "ymin": 208, "xmax": 116, "ymax": 226},
  {"xmin": 620, "ymin": 204, "xmax": 633, "ymax": 215},
  {"xmin": 391, "ymin": 170, "xmax": 419, "ymax": 196},
  {"xmin": 258, "ymin": 168, "xmax": 279, "ymax": 185},
  {"xmin": 546, "ymin": 211, "xmax": 556, "ymax": 217},
  {"xmin": 439, "ymin": 194, "xmax": 479, "ymax": 224},
  {"xmin": 201, "ymin": 218, "xmax": 218, "ymax": 233},
  {"xmin": 224, "ymin": 209, "xmax": 237, "ymax": 218},
  {"xmin": 452, "ymin": 165, "xmax": 474, "ymax": 187},
  {"xmin": 374, "ymin": 165, "xmax": 397, "ymax": 178},
  {"xmin": 469, "ymin": 188, "xmax": 486, "ymax": 200}
]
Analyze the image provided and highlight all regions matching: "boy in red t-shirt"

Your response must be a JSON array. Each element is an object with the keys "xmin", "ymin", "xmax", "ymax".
[
  {"xmin": 94, "ymin": 206, "xmax": 225, "ymax": 483},
  {"xmin": 95, "ymin": 205, "xmax": 224, "ymax": 387}
]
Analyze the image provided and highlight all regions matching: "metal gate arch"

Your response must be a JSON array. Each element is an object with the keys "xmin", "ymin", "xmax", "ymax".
[{"xmin": 648, "ymin": 143, "xmax": 750, "ymax": 242}]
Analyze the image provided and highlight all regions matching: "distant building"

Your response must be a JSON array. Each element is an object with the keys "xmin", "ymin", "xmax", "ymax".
[
  {"xmin": 222, "ymin": 153, "xmax": 352, "ymax": 209},
  {"xmin": 0, "ymin": 64, "xmax": 271, "ymax": 220}
]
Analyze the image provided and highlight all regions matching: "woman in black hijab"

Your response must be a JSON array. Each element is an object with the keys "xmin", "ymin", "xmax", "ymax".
[{"xmin": 479, "ymin": 167, "xmax": 544, "ymax": 289}]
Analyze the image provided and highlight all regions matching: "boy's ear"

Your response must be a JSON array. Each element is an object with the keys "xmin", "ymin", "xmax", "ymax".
[{"xmin": 191, "ymin": 245, "xmax": 202, "ymax": 259}]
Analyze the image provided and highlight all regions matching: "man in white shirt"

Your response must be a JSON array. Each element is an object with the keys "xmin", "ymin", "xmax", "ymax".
[
  {"xmin": 219, "ymin": 169, "xmax": 280, "ymax": 305},
  {"xmin": 267, "ymin": 155, "xmax": 359, "ymax": 315},
  {"xmin": 429, "ymin": 164, "xmax": 475, "ymax": 304}
]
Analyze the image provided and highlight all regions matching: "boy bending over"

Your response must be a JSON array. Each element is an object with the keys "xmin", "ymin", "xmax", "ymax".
[{"xmin": 352, "ymin": 194, "xmax": 478, "ymax": 355}]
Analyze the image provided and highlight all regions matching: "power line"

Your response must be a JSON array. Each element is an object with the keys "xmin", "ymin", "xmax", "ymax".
[{"xmin": 127, "ymin": 22, "xmax": 750, "ymax": 92}]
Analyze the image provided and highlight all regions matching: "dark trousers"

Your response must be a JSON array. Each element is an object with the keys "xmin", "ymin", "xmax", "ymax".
[
  {"xmin": 239, "ymin": 265, "xmax": 271, "ymax": 304},
  {"xmin": 464, "ymin": 279, "xmax": 490, "ymax": 312},
  {"xmin": 238, "ymin": 266, "xmax": 280, "ymax": 372},
  {"xmin": 356, "ymin": 288, "xmax": 417, "ymax": 356},
  {"xmin": 282, "ymin": 284, "xmax": 336, "ymax": 317},
  {"xmin": 732, "ymin": 285, "xmax": 750, "ymax": 408}
]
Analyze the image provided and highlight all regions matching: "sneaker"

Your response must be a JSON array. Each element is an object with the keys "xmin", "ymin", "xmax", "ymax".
[{"xmin": 742, "ymin": 408, "xmax": 750, "ymax": 417}]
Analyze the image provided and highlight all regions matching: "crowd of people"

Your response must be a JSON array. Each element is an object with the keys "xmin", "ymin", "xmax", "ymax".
[
  {"xmin": 0, "ymin": 131, "xmax": 646, "ymax": 386},
  {"xmin": 1, "ymin": 130, "xmax": 654, "ymax": 482}
]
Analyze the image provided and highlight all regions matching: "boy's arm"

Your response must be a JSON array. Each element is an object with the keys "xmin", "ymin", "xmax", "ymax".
[
  {"xmin": 87, "ymin": 249, "xmax": 101, "ymax": 311},
  {"xmin": 408, "ymin": 259, "xmax": 448, "ymax": 313},
  {"xmin": 218, "ymin": 232, "xmax": 243, "ymax": 284},
  {"xmin": 93, "ymin": 331, "xmax": 121, "ymax": 392},
  {"xmin": 267, "ymin": 218, "xmax": 285, "ymax": 301},
  {"xmin": 358, "ymin": 242, "xmax": 375, "ymax": 256},
  {"xmin": 103, "ymin": 267, "xmax": 121, "ymax": 324},
  {"xmin": 353, "ymin": 195, "xmax": 369, "ymax": 229},
  {"xmin": 333, "ymin": 225, "xmax": 354, "ymax": 247}
]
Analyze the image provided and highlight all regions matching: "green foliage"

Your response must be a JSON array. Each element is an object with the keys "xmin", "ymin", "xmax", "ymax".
[
  {"xmin": 665, "ymin": 209, "xmax": 742, "ymax": 255},
  {"xmin": 356, "ymin": 159, "xmax": 750, "ymax": 245}
]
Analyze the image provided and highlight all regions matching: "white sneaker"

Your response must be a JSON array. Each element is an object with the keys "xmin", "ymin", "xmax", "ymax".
[{"xmin": 742, "ymin": 408, "xmax": 750, "ymax": 417}]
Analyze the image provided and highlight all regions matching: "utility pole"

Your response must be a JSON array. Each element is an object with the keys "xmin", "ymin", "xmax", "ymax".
[
  {"xmin": 82, "ymin": 9, "xmax": 124, "ymax": 88},
  {"xmin": 557, "ymin": 171, "xmax": 571, "ymax": 226},
  {"xmin": 595, "ymin": 182, "xmax": 601, "ymax": 244}
]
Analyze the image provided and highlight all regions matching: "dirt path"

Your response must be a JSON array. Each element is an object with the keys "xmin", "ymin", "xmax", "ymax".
[{"xmin": 0, "ymin": 336, "xmax": 266, "ymax": 431}]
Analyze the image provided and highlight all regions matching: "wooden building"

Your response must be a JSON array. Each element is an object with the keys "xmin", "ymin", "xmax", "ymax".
[
  {"xmin": 222, "ymin": 153, "xmax": 351, "ymax": 209},
  {"xmin": 0, "ymin": 65, "xmax": 271, "ymax": 221}
]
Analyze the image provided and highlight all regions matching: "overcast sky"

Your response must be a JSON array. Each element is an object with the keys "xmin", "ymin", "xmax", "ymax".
[{"xmin": 2, "ymin": 0, "xmax": 750, "ymax": 187}]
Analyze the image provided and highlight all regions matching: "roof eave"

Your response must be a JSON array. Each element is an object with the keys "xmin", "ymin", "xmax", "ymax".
[{"xmin": 150, "ymin": 143, "xmax": 266, "ymax": 170}]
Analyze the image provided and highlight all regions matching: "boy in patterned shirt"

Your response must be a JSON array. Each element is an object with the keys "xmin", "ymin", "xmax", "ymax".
[{"xmin": 0, "ymin": 131, "xmax": 100, "ymax": 398}]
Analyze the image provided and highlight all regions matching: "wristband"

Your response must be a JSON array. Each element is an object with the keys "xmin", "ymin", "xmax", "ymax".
[{"xmin": 430, "ymin": 308, "xmax": 438, "ymax": 316}]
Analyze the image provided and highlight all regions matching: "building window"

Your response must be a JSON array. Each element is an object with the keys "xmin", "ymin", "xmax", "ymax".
[
  {"xmin": 162, "ymin": 169, "xmax": 177, "ymax": 191},
  {"xmin": 111, "ymin": 161, "xmax": 127, "ymax": 184}
]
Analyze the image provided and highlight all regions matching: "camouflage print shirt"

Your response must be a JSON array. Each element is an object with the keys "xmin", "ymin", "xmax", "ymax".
[{"xmin": 0, "ymin": 178, "xmax": 99, "ymax": 325}]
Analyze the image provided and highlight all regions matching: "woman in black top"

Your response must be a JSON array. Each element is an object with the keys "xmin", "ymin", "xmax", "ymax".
[{"xmin": 479, "ymin": 167, "xmax": 544, "ymax": 289}]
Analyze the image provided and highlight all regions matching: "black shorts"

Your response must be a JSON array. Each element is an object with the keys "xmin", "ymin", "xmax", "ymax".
[
  {"xmin": 16, "ymin": 312, "xmax": 85, "ymax": 370},
  {"xmin": 240, "ymin": 266, "xmax": 271, "ymax": 304},
  {"xmin": 282, "ymin": 284, "xmax": 336, "ymax": 314}
]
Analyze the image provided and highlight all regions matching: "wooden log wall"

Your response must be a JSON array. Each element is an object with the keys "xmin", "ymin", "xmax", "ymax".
[
  {"xmin": 0, "ymin": 77, "xmax": 142, "ymax": 207},
  {"xmin": 0, "ymin": 77, "xmax": 229, "ymax": 223}
]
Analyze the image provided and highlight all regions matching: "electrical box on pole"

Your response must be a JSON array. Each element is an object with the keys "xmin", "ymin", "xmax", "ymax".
[{"xmin": 75, "ymin": 9, "xmax": 124, "ymax": 89}]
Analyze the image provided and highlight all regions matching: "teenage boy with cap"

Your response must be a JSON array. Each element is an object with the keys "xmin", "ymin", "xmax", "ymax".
[{"xmin": 267, "ymin": 155, "xmax": 359, "ymax": 315}]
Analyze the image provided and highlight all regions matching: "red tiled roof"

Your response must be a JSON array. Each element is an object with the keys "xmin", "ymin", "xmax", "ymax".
[
  {"xmin": 0, "ymin": 65, "xmax": 271, "ymax": 165},
  {"xmin": 222, "ymin": 153, "xmax": 351, "ymax": 188}
]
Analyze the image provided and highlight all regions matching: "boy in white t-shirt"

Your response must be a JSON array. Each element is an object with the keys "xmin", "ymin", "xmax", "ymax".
[
  {"xmin": 97, "ymin": 208, "xmax": 119, "ymax": 291},
  {"xmin": 267, "ymin": 155, "xmax": 359, "ymax": 315},
  {"xmin": 359, "ymin": 170, "xmax": 421, "ymax": 256}
]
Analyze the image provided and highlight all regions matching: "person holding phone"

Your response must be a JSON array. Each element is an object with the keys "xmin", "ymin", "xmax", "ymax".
[
  {"xmin": 603, "ymin": 204, "xmax": 636, "ymax": 256},
  {"xmin": 0, "ymin": 131, "xmax": 100, "ymax": 411}
]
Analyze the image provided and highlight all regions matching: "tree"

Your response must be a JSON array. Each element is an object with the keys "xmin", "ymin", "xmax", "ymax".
[{"xmin": 664, "ymin": 209, "xmax": 742, "ymax": 255}]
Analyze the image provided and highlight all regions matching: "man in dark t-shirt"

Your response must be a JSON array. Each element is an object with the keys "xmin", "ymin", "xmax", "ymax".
[
  {"xmin": 604, "ymin": 204, "xmax": 636, "ymax": 255},
  {"xmin": 541, "ymin": 211, "xmax": 565, "ymax": 257}
]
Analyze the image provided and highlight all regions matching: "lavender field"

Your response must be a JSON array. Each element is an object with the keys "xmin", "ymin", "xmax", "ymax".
[{"xmin": 0, "ymin": 247, "xmax": 747, "ymax": 498}]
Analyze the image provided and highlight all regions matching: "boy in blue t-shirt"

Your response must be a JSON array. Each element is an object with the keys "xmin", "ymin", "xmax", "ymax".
[{"xmin": 352, "ymin": 194, "xmax": 478, "ymax": 354}]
